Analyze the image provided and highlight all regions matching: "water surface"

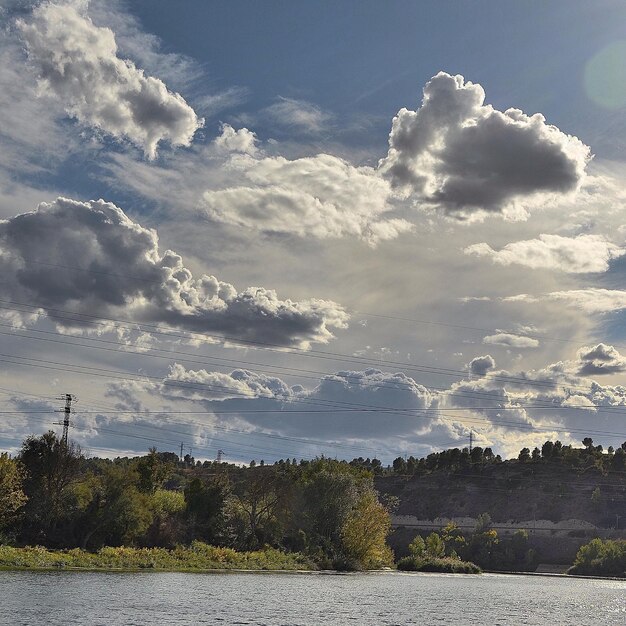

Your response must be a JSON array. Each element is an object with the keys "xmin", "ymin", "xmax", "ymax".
[{"xmin": 1, "ymin": 570, "xmax": 624, "ymax": 625}]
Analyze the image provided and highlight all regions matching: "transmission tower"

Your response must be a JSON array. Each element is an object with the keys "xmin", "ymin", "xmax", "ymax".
[
  {"xmin": 469, "ymin": 430, "xmax": 474, "ymax": 453},
  {"xmin": 55, "ymin": 393, "xmax": 76, "ymax": 447}
]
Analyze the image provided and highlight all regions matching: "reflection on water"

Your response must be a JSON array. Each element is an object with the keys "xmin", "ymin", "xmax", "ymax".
[{"xmin": 1, "ymin": 571, "xmax": 624, "ymax": 625}]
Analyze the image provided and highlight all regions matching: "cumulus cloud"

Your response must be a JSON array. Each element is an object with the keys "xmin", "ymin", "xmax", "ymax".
[
  {"xmin": 379, "ymin": 72, "xmax": 591, "ymax": 218},
  {"xmin": 162, "ymin": 363, "xmax": 293, "ymax": 401},
  {"xmin": 0, "ymin": 197, "xmax": 348, "ymax": 348},
  {"xmin": 213, "ymin": 124, "xmax": 259, "ymax": 155},
  {"xmin": 132, "ymin": 365, "xmax": 446, "ymax": 443},
  {"xmin": 504, "ymin": 289, "xmax": 626, "ymax": 314},
  {"xmin": 201, "ymin": 152, "xmax": 413, "ymax": 245},
  {"xmin": 468, "ymin": 355, "xmax": 496, "ymax": 377},
  {"xmin": 483, "ymin": 333, "xmax": 539, "ymax": 348},
  {"xmin": 465, "ymin": 234, "xmax": 624, "ymax": 273},
  {"xmin": 443, "ymin": 347, "xmax": 626, "ymax": 447},
  {"xmin": 17, "ymin": 2, "xmax": 203, "ymax": 158},
  {"xmin": 576, "ymin": 343, "xmax": 626, "ymax": 376}
]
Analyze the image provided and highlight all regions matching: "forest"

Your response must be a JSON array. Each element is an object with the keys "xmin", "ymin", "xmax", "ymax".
[
  {"xmin": 1, "ymin": 431, "xmax": 625, "ymax": 576},
  {"xmin": 0, "ymin": 432, "xmax": 392, "ymax": 570}
]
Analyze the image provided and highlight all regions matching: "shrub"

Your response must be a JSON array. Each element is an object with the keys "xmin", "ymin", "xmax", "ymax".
[{"xmin": 397, "ymin": 555, "xmax": 481, "ymax": 574}]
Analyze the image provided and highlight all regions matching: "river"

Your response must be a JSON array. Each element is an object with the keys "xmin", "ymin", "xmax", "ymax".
[{"xmin": 1, "ymin": 570, "xmax": 624, "ymax": 625}]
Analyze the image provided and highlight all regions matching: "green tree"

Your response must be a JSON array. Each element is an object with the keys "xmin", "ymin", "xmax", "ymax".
[
  {"xmin": 591, "ymin": 486, "xmax": 602, "ymax": 507},
  {"xmin": 228, "ymin": 467, "xmax": 288, "ymax": 548},
  {"xmin": 408, "ymin": 534, "xmax": 426, "ymax": 557},
  {"xmin": 146, "ymin": 488, "xmax": 186, "ymax": 547},
  {"xmin": 135, "ymin": 448, "xmax": 172, "ymax": 494},
  {"xmin": 441, "ymin": 522, "xmax": 466, "ymax": 556},
  {"xmin": 569, "ymin": 538, "xmax": 626, "ymax": 577},
  {"xmin": 73, "ymin": 465, "xmax": 153, "ymax": 548},
  {"xmin": 19, "ymin": 432, "xmax": 83, "ymax": 545},
  {"xmin": 184, "ymin": 477, "xmax": 229, "ymax": 544},
  {"xmin": 0, "ymin": 454, "xmax": 27, "ymax": 533},
  {"xmin": 425, "ymin": 532, "xmax": 446, "ymax": 558}
]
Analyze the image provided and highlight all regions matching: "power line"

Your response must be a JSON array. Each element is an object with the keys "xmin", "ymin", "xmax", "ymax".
[
  {"xmin": 2, "ymin": 352, "xmax": 626, "ymax": 445},
  {"xmin": 0, "ymin": 298, "xmax": 605, "ymax": 394},
  {"xmin": 0, "ymin": 257, "xmax": 614, "ymax": 353},
  {"xmin": 4, "ymin": 321, "xmax": 626, "ymax": 418}
]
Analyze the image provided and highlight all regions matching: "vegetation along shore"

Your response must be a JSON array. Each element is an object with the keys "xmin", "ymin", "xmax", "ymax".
[{"xmin": 0, "ymin": 431, "xmax": 624, "ymax": 576}]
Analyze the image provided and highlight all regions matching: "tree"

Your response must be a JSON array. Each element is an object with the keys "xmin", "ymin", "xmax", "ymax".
[
  {"xmin": 340, "ymin": 490, "xmax": 393, "ymax": 569},
  {"xmin": 425, "ymin": 532, "xmax": 446, "ymax": 558},
  {"xmin": 408, "ymin": 535, "xmax": 426, "ymax": 557},
  {"xmin": 184, "ymin": 477, "xmax": 229, "ymax": 544},
  {"xmin": 19, "ymin": 432, "xmax": 82, "ymax": 545},
  {"xmin": 541, "ymin": 440, "xmax": 554, "ymax": 459},
  {"xmin": 392, "ymin": 457, "xmax": 407, "ymax": 474},
  {"xmin": 0, "ymin": 454, "xmax": 27, "ymax": 532},
  {"xmin": 518, "ymin": 448, "xmax": 531, "ymax": 463},
  {"xmin": 73, "ymin": 465, "xmax": 153, "ymax": 548},
  {"xmin": 147, "ymin": 488, "xmax": 186, "ymax": 546},
  {"xmin": 229, "ymin": 467, "xmax": 287, "ymax": 548},
  {"xmin": 591, "ymin": 486, "xmax": 602, "ymax": 507},
  {"xmin": 441, "ymin": 522, "xmax": 466, "ymax": 556},
  {"xmin": 135, "ymin": 448, "xmax": 172, "ymax": 494}
]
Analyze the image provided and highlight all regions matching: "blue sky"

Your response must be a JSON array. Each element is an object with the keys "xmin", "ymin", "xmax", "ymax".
[
  {"xmin": 2, "ymin": 0, "xmax": 626, "ymax": 463},
  {"xmin": 127, "ymin": 0, "xmax": 625, "ymax": 151}
]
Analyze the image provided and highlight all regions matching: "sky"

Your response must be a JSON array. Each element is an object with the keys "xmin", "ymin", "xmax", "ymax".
[{"xmin": 2, "ymin": 0, "xmax": 626, "ymax": 463}]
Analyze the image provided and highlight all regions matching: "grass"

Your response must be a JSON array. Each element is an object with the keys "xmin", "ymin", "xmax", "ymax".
[
  {"xmin": 396, "ymin": 555, "xmax": 482, "ymax": 574},
  {"xmin": 0, "ymin": 542, "xmax": 315, "ymax": 572}
]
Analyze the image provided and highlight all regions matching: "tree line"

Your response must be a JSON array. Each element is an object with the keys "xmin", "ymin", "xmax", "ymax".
[
  {"xmin": 0, "ymin": 432, "xmax": 393, "ymax": 570},
  {"xmin": 388, "ymin": 438, "xmax": 626, "ymax": 475}
]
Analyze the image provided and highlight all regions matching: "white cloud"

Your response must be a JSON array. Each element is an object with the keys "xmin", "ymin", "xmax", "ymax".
[
  {"xmin": 201, "ymin": 152, "xmax": 413, "ymax": 245},
  {"xmin": 483, "ymin": 333, "xmax": 539, "ymax": 348},
  {"xmin": 162, "ymin": 363, "xmax": 293, "ymax": 401},
  {"xmin": 262, "ymin": 96, "xmax": 331, "ymax": 133},
  {"xmin": 137, "ymin": 365, "xmax": 444, "ymax": 443},
  {"xmin": 17, "ymin": 2, "xmax": 203, "ymax": 158},
  {"xmin": 0, "ymin": 197, "xmax": 349, "ymax": 348},
  {"xmin": 213, "ymin": 124, "xmax": 258, "ymax": 155},
  {"xmin": 465, "ymin": 234, "xmax": 624, "ymax": 273},
  {"xmin": 379, "ymin": 72, "xmax": 591, "ymax": 218},
  {"xmin": 504, "ymin": 289, "xmax": 626, "ymax": 314}
]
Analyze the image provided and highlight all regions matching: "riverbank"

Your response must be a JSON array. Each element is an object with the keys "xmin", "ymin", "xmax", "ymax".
[{"xmin": 0, "ymin": 543, "xmax": 315, "ymax": 572}]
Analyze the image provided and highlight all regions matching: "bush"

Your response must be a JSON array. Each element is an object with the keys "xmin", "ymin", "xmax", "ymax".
[
  {"xmin": 568, "ymin": 538, "xmax": 626, "ymax": 578},
  {"xmin": 397, "ymin": 555, "xmax": 481, "ymax": 574},
  {"xmin": 0, "ymin": 543, "xmax": 315, "ymax": 571}
]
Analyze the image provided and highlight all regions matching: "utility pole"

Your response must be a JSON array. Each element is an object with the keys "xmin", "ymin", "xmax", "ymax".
[
  {"xmin": 55, "ymin": 393, "xmax": 76, "ymax": 447},
  {"xmin": 469, "ymin": 431, "xmax": 473, "ymax": 454}
]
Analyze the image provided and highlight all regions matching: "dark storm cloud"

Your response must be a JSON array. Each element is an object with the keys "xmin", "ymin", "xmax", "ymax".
[
  {"xmin": 0, "ymin": 197, "xmax": 348, "ymax": 348},
  {"xmin": 576, "ymin": 343, "xmax": 626, "ymax": 376},
  {"xmin": 379, "ymin": 72, "xmax": 591, "ymax": 217},
  {"xmin": 468, "ymin": 354, "xmax": 496, "ymax": 377}
]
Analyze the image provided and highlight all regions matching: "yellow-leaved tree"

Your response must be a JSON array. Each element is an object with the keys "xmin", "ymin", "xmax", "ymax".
[{"xmin": 341, "ymin": 489, "xmax": 394, "ymax": 569}]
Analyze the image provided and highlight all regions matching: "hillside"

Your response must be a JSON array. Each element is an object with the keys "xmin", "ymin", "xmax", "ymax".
[
  {"xmin": 376, "ymin": 462, "xmax": 625, "ymax": 526},
  {"xmin": 373, "ymin": 442, "xmax": 626, "ymax": 564}
]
